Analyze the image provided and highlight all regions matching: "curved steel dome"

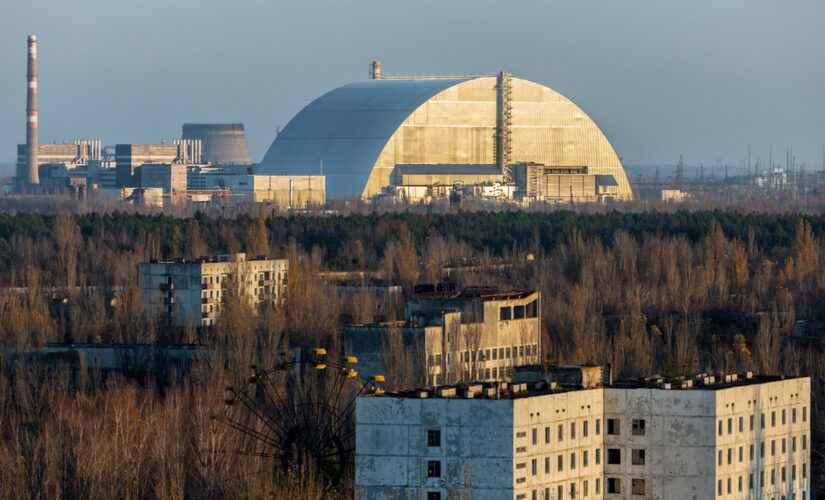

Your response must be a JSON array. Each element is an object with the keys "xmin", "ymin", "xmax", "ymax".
[{"xmin": 258, "ymin": 76, "xmax": 632, "ymax": 199}]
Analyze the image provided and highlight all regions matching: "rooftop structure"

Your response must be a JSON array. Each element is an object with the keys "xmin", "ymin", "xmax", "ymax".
[
  {"xmin": 258, "ymin": 68, "xmax": 632, "ymax": 200},
  {"xmin": 356, "ymin": 368, "xmax": 811, "ymax": 500},
  {"xmin": 139, "ymin": 253, "xmax": 287, "ymax": 327},
  {"xmin": 344, "ymin": 287, "xmax": 541, "ymax": 386},
  {"xmin": 181, "ymin": 123, "xmax": 251, "ymax": 165}
]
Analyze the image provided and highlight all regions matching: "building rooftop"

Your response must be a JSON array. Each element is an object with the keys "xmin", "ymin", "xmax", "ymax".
[
  {"xmin": 144, "ymin": 253, "xmax": 283, "ymax": 265},
  {"xmin": 412, "ymin": 283, "xmax": 534, "ymax": 301},
  {"xmin": 364, "ymin": 366, "xmax": 798, "ymax": 400}
]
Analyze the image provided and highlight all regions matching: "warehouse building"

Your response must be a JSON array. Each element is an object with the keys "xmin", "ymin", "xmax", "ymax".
[
  {"xmin": 258, "ymin": 64, "xmax": 632, "ymax": 201},
  {"xmin": 139, "ymin": 253, "xmax": 287, "ymax": 327},
  {"xmin": 356, "ymin": 368, "xmax": 810, "ymax": 500},
  {"xmin": 344, "ymin": 286, "xmax": 541, "ymax": 386}
]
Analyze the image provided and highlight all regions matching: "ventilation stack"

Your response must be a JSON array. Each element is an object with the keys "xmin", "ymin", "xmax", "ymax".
[
  {"xmin": 26, "ymin": 35, "xmax": 39, "ymax": 186},
  {"xmin": 369, "ymin": 61, "xmax": 381, "ymax": 80},
  {"xmin": 181, "ymin": 124, "xmax": 251, "ymax": 165}
]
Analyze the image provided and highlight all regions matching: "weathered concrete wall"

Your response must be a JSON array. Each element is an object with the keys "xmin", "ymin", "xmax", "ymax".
[{"xmin": 356, "ymin": 396, "xmax": 514, "ymax": 500}]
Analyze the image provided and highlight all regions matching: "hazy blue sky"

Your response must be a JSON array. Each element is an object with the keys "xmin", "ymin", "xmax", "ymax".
[{"xmin": 1, "ymin": 0, "xmax": 823, "ymax": 169}]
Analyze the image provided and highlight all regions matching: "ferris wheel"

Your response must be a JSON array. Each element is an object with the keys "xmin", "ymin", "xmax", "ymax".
[{"xmin": 214, "ymin": 348, "xmax": 385, "ymax": 484}]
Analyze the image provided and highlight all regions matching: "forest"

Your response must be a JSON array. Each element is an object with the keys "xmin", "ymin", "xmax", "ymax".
[{"xmin": 1, "ymin": 209, "xmax": 824, "ymax": 497}]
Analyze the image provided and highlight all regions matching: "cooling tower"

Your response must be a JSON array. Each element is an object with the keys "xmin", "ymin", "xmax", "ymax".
[{"xmin": 181, "ymin": 123, "xmax": 251, "ymax": 165}]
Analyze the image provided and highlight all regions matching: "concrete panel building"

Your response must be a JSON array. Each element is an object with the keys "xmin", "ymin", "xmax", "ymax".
[
  {"xmin": 188, "ymin": 167, "xmax": 325, "ymax": 207},
  {"xmin": 355, "ymin": 370, "xmax": 811, "ymax": 500},
  {"xmin": 139, "ymin": 253, "xmax": 287, "ymax": 327},
  {"xmin": 344, "ymin": 288, "xmax": 541, "ymax": 386},
  {"xmin": 258, "ymin": 72, "xmax": 632, "ymax": 200}
]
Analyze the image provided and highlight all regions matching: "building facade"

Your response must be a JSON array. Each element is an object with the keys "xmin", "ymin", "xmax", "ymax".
[
  {"xmin": 355, "ymin": 371, "xmax": 811, "ymax": 500},
  {"xmin": 344, "ymin": 288, "xmax": 541, "ymax": 386},
  {"xmin": 139, "ymin": 253, "xmax": 287, "ymax": 326}
]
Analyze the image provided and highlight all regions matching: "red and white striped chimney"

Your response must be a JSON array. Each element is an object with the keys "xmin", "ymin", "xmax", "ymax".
[{"xmin": 26, "ymin": 35, "xmax": 39, "ymax": 186}]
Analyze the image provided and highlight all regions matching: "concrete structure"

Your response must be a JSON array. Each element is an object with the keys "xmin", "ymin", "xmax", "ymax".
[
  {"xmin": 14, "ymin": 140, "xmax": 115, "ymax": 193},
  {"xmin": 115, "ymin": 140, "xmax": 202, "ymax": 188},
  {"xmin": 344, "ymin": 287, "xmax": 541, "ymax": 385},
  {"xmin": 8, "ymin": 343, "xmax": 208, "ymax": 385},
  {"xmin": 181, "ymin": 123, "xmax": 251, "ymax": 165},
  {"xmin": 512, "ymin": 164, "xmax": 620, "ymax": 203},
  {"xmin": 188, "ymin": 167, "xmax": 325, "ymax": 207},
  {"xmin": 25, "ymin": 35, "xmax": 38, "ymax": 187},
  {"xmin": 139, "ymin": 253, "xmax": 288, "ymax": 327},
  {"xmin": 355, "ymin": 370, "xmax": 811, "ymax": 500},
  {"xmin": 259, "ymin": 71, "xmax": 632, "ymax": 200}
]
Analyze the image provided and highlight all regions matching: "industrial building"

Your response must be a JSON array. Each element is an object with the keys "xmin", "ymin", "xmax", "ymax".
[
  {"xmin": 139, "ymin": 253, "xmax": 288, "ymax": 327},
  {"xmin": 344, "ymin": 286, "xmax": 541, "ymax": 385},
  {"xmin": 355, "ymin": 367, "xmax": 811, "ymax": 500},
  {"xmin": 258, "ymin": 62, "xmax": 632, "ymax": 201},
  {"xmin": 181, "ymin": 123, "xmax": 252, "ymax": 166}
]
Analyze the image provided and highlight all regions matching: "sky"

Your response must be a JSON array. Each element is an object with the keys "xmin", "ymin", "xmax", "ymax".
[{"xmin": 1, "ymin": 0, "xmax": 824, "ymax": 170}]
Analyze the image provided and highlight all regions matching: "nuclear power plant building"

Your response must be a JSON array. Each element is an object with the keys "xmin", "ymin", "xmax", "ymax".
[{"xmin": 258, "ymin": 71, "xmax": 632, "ymax": 200}]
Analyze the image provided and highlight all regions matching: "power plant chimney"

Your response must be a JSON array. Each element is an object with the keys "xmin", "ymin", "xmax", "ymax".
[
  {"xmin": 26, "ymin": 35, "xmax": 39, "ymax": 186},
  {"xmin": 369, "ymin": 60, "xmax": 381, "ymax": 80}
]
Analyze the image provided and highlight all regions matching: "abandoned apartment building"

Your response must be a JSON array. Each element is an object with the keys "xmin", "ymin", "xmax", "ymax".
[
  {"xmin": 344, "ymin": 286, "xmax": 541, "ymax": 386},
  {"xmin": 355, "ymin": 365, "xmax": 811, "ymax": 500},
  {"xmin": 139, "ymin": 252, "xmax": 288, "ymax": 327}
]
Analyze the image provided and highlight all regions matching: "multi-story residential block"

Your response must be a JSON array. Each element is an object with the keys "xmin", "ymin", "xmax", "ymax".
[
  {"xmin": 355, "ymin": 367, "xmax": 811, "ymax": 500},
  {"xmin": 139, "ymin": 253, "xmax": 287, "ymax": 326},
  {"xmin": 344, "ymin": 286, "xmax": 541, "ymax": 385}
]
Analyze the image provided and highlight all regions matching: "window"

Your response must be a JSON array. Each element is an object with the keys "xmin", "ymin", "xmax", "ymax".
[
  {"xmin": 728, "ymin": 417, "xmax": 733, "ymax": 434},
  {"xmin": 532, "ymin": 428, "xmax": 537, "ymax": 445},
  {"xmin": 739, "ymin": 416, "xmax": 744, "ymax": 432},
  {"xmin": 749, "ymin": 473, "xmax": 753, "ymax": 490},
  {"xmin": 760, "ymin": 442, "xmax": 764, "ymax": 458},
  {"xmin": 718, "ymin": 420, "xmax": 723, "ymax": 436},
  {"xmin": 427, "ymin": 493, "xmax": 441, "ymax": 500},
  {"xmin": 492, "ymin": 348, "xmax": 498, "ymax": 360},
  {"xmin": 803, "ymin": 406, "xmax": 807, "ymax": 422},
  {"xmin": 632, "ymin": 448, "xmax": 645, "ymax": 465},
  {"xmin": 500, "ymin": 307, "xmax": 511, "ymax": 320},
  {"xmin": 583, "ymin": 480, "xmax": 588, "ymax": 497},
  {"xmin": 583, "ymin": 420, "xmax": 589, "ymax": 437},
  {"xmin": 596, "ymin": 448, "xmax": 601, "ymax": 464},
  {"xmin": 771, "ymin": 468, "xmax": 775, "ymax": 485},
  {"xmin": 803, "ymin": 463, "xmax": 807, "ymax": 478},
  {"xmin": 570, "ymin": 482, "xmax": 576, "ymax": 499},
  {"xmin": 739, "ymin": 446, "xmax": 743, "ymax": 462},
  {"xmin": 558, "ymin": 425, "xmax": 563, "ymax": 441},
  {"xmin": 427, "ymin": 429, "xmax": 441, "ymax": 447},
  {"xmin": 427, "ymin": 461, "xmax": 441, "ymax": 478},
  {"xmin": 607, "ymin": 478, "xmax": 620, "ymax": 494},
  {"xmin": 514, "ymin": 305, "xmax": 525, "ymax": 319},
  {"xmin": 727, "ymin": 477, "xmax": 731, "ymax": 494},
  {"xmin": 506, "ymin": 347, "xmax": 511, "ymax": 359},
  {"xmin": 583, "ymin": 450, "xmax": 589, "ymax": 467},
  {"xmin": 803, "ymin": 435, "xmax": 807, "ymax": 450},
  {"xmin": 545, "ymin": 427, "xmax": 551, "ymax": 444},
  {"xmin": 519, "ymin": 345, "xmax": 525, "ymax": 357},
  {"xmin": 607, "ymin": 419, "xmax": 620, "ymax": 435},
  {"xmin": 792, "ymin": 408, "xmax": 797, "ymax": 424},
  {"xmin": 570, "ymin": 452, "xmax": 576, "ymax": 469},
  {"xmin": 558, "ymin": 485, "xmax": 563, "ymax": 499},
  {"xmin": 596, "ymin": 419, "xmax": 601, "ymax": 435},
  {"xmin": 571, "ymin": 422, "xmax": 576, "ymax": 439},
  {"xmin": 782, "ymin": 438, "xmax": 786, "ymax": 453},
  {"xmin": 531, "ymin": 491, "xmax": 536, "ymax": 500},
  {"xmin": 750, "ymin": 414, "xmax": 754, "ymax": 431},
  {"xmin": 532, "ymin": 459, "xmax": 537, "ymax": 475},
  {"xmin": 761, "ymin": 413, "xmax": 765, "ymax": 429},
  {"xmin": 607, "ymin": 449, "xmax": 621, "ymax": 464},
  {"xmin": 749, "ymin": 444, "xmax": 754, "ymax": 461},
  {"xmin": 596, "ymin": 478, "xmax": 601, "ymax": 494},
  {"xmin": 558, "ymin": 455, "xmax": 563, "ymax": 471},
  {"xmin": 545, "ymin": 457, "xmax": 550, "ymax": 474},
  {"xmin": 738, "ymin": 475, "xmax": 743, "ymax": 492},
  {"xmin": 632, "ymin": 419, "xmax": 645, "ymax": 436},
  {"xmin": 782, "ymin": 466, "xmax": 786, "ymax": 482},
  {"xmin": 728, "ymin": 448, "xmax": 732, "ymax": 465},
  {"xmin": 772, "ymin": 411, "xmax": 776, "ymax": 427},
  {"xmin": 771, "ymin": 440, "xmax": 776, "ymax": 456},
  {"xmin": 718, "ymin": 480, "xmax": 722, "ymax": 495},
  {"xmin": 632, "ymin": 479, "xmax": 645, "ymax": 495},
  {"xmin": 793, "ymin": 436, "xmax": 797, "ymax": 452},
  {"xmin": 782, "ymin": 409, "xmax": 786, "ymax": 425}
]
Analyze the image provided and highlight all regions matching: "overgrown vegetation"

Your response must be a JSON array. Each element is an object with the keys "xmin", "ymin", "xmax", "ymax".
[{"xmin": 2, "ymin": 210, "xmax": 825, "ymax": 496}]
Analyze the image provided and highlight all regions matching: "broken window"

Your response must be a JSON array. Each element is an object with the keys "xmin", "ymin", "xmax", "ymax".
[
  {"xmin": 607, "ymin": 449, "xmax": 621, "ymax": 464},
  {"xmin": 632, "ymin": 419, "xmax": 645, "ymax": 436},
  {"xmin": 607, "ymin": 478, "xmax": 620, "ymax": 494},
  {"xmin": 607, "ymin": 418, "xmax": 620, "ymax": 435},
  {"xmin": 427, "ymin": 460, "xmax": 441, "ymax": 478},
  {"xmin": 427, "ymin": 429, "xmax": 440, "ymax": 447},
  {"xmin": 632, "ymin": 449, "xmax": 645, "ymax": 465},
  {"xmin": 631, "ymin": 479, "xmax": 645, "ymax": 495}
]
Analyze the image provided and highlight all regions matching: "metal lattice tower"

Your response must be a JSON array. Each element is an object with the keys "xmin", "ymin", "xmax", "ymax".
[
  {"xmin": 676, "ymin": 153, "xmax": 685, "ymax": 188},
  {"xmin": 495, "ymin": 71, "xmax": 513, "ymax": 180}
]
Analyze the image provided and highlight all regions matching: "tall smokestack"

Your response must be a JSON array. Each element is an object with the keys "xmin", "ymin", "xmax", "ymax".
[
  {"xmin": 26, "ymin": 35, "xmax": 39, "ymax": 186},
  {"xmin": 369, "ymin": 60, "xmax": 381, "ymax": 80}
]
